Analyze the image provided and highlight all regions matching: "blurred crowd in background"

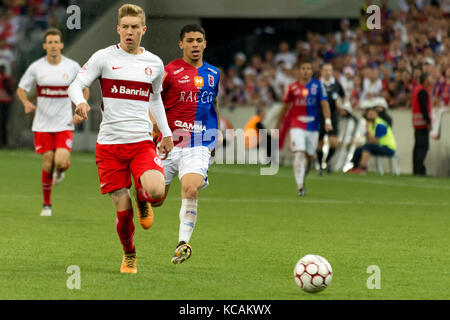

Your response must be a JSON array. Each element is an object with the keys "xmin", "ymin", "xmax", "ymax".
[{"xmin": 218, "ymin": 0, "xmax": 450, "ymax": 111}]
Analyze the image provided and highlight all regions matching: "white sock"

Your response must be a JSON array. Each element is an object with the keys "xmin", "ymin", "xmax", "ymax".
[
  {"xmin": 179, "ymin": 199, "xmax": 198, "ymax": 243},
  {"xmin": 293, "ymin": 151, "xmax": 306, "ymax": 190}
]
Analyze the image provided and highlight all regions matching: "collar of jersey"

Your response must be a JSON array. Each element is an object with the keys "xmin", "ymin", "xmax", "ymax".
[{"xmin": 117, "ymin": 43, "xmax": 146, "ymax": 56}]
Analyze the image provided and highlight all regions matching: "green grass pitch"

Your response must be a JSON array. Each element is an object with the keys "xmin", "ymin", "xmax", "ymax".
[{"xmin": 1, "ymin": 150, "xmax": 449, "ymax": 300}]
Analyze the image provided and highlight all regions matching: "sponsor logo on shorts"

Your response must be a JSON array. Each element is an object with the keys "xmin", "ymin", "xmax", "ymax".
[{"xmin": 154, "ymin": 157, "xmax": 163, "ymax": 167}]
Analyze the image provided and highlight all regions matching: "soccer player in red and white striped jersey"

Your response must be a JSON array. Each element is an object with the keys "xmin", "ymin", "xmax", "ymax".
[
  {"xmin": 17, "ymin": 28, "xmax": 89, "ymax": 217},
  {"xmin": 68, "ymin": 4, "xmax": 173, "ymax": 274}
]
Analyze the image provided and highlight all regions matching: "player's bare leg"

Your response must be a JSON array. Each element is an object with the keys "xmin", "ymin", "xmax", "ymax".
[
  {"xmin": 171, "ymin": 173, "xmax": 203, "ymax": 265},
  {"xmin": 325, "ymin": 136, "xmax": 338, "ymax": 173},
  {"xmin": 110, "ymin": 188, "xmax": 137, "ymax": 274},
  {"xmin": 53, "ymin": 148, "xmax": 71, "ymax": 185},
  {"xmin": 293, "ymin": 151, "xmax": 307, "ymax": 196},
  {"xmin": 40, "ymin": 151, "xmax": 54, "ymax": 216},
  {"xmin": 135, "ymin": 170, "xmax": 166, "ymax": 229}
]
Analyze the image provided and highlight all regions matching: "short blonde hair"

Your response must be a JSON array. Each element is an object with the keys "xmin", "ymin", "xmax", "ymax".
[{"xmin": 118, "ymin": 4, "xmax": 145, "ymax": 25}]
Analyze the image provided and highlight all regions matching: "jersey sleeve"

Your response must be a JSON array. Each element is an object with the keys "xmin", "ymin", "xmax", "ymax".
[
  {"xmin": 71, "ymin": 61, "xmax": 82, "ymax": 81},
  {"xmin": 151, "ymin": 59, "xmax": 165, "ymax": 95},
  {"xmin": 283, "ymin": 86, "xmax": 293, "ymax": 104},
  {"xmin": 76, "ymin": 49, "xmax": 105, "ymax": 87},
  {"xmin": 18, "ymin": 62, "xmax": 37, "ymax": 92},
  {"xmin": 215, "ymin": 70, "xmax": 221, "ymax": 96}
]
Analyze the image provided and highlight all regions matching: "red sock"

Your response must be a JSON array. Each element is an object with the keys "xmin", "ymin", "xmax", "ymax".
[
  {"xmin": 41, "ymin": 170, "xmax": 53, "ymax": 206},
  {"xmin": 116, "ymin": 209, "xmax": 135, "ymax": 253}
]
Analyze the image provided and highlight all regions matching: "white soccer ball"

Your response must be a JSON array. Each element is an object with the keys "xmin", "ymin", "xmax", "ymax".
[{"xmin": 293, "ymin": 254, "xmax": 333, "ymax": 293}]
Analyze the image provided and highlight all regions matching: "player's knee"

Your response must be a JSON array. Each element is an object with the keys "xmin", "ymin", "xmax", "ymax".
[
  {"xmin": 182, "ymin": 184, "xmax": 199, "ymax": 199},
  {"xmin": 144, "ymin": 184, "xmax": 165, "ymax": 201},
  {"xmin": 54, "ymin": 159, "xmax": 68, "ymax": 171}
]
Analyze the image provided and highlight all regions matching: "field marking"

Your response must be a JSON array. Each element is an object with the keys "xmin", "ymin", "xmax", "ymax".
[
  {"xmin": 3, "ymin": 151, "xmax": 450, "ymax": 190},
  {"xmin": 1, "ymin": 193, "xmax": 448, "ymax": 207}
]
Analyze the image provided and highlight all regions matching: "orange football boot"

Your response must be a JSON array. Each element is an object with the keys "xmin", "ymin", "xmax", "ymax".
[
  {"xmin": 120, "ymin": 252, "xmax": 137, "ymax": 274},
  {"xmin": 134, "ymin": 189, "xmax": 154, "ymax": 229}
]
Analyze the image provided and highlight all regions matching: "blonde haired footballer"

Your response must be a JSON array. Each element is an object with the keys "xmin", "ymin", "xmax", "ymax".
[{"xmin": 68, "ymin": 4, "xmax": 174, "ymax": 274}]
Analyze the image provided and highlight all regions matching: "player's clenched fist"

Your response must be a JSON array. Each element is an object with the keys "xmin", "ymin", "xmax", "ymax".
[
  {"xmin": 158, "ymin": 136, "xmax": 174, "ymax": 160},
  {"xmin": 24, "ymin": 101, "xmax": 36, "ymax": 114},
  {"xmin": 75, "ymin": 102, "xmax": 91, "ymax": 120}
]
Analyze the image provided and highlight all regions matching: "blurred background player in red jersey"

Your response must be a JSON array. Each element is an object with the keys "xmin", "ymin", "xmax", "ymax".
[
  {"xmin": 16, "ymin": 28, "xmax": 88, "ymax": 217},
  {"xmin": 68, "ymin": 4, "xmax": 173, "ymax": 274},
  {"xmin": 274, "ymin": 60, "xmax": 332, "ymax": 196},
  {"xmin": 151, "ymin": 24, "xmax": 221, "ymax": 265}
]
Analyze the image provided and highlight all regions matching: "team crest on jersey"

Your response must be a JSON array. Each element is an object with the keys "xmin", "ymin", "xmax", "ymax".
[
  {"xmin": 62, "ymin": 73, "xmax": 69, "ymax": 80},
  {"xmin": 310, "ymin": 87, "xmax": 317, "ymax": 95},
  {"xmin": 145, "ymin": 67, "xmax": 152, "ymax": 77},
  {"xmin": 208, "ymin": 74, "xmax": 214, "ymax": 87},
  {"xmin": 154, "ymin": 157, "xmax": 163, "ymax": 168},
  {"xmin": 302, "ymin": 88, "xmax": 309, "ymax": 97},
  {"xmin": 194, "ymin": 76, "xmax": 204, "ymax": 87}
]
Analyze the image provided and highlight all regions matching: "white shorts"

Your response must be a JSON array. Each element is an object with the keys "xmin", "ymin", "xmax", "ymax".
[
  {"xmin": 162, "ymin": 146, "xmax": 211, "ymax": 187},
  {"xmin": 289, "ymin": 128, "xmax": 319, "ymax": 156}
]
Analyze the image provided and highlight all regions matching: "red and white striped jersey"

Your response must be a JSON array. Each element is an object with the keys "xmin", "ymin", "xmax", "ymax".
[
  {"xmin": 18, "ymin": 55, "xmax": 81, "ymax": 132},
  {"xmin": 74, "ymin": 44, "xmax": 164, "ymax": 144}
]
